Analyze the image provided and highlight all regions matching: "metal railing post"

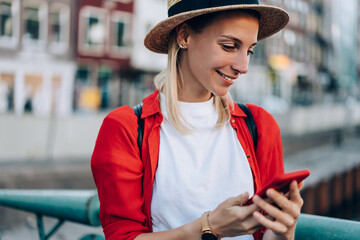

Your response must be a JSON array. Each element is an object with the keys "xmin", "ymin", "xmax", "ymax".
[{"xmin": 36, "ymin": 214, "xmax": 46, "ymax": 240}]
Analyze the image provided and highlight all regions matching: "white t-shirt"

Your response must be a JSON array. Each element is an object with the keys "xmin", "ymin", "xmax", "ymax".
[{"xmin": 151, "ymin": 95, "xmax": 254, "ymax": 240}]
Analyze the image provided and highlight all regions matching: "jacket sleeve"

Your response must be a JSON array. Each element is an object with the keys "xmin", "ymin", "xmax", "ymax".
[
  {"xmin": 248, "ymin": 104, "xmax": 285, "ymax": 189},
  {"xmin": 91, "ymin": 106, "xmax": 150, "ymax": 240}
]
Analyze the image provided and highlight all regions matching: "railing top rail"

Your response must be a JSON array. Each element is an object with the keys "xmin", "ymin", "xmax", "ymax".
[{"xmin": 0, "ymin": 189, "xmax": 100, "ymax": 226}]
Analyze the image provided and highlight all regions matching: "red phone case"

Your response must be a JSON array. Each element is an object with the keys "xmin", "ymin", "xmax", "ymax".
[{"xmin": 246, "ymin": 169, "xmax": 310, "ymax": 205}]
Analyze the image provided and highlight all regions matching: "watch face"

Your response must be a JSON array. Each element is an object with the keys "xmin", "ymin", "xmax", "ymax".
[{"xmin": 201, "ymin": 232, "xmax": 218, "ymax": 240}]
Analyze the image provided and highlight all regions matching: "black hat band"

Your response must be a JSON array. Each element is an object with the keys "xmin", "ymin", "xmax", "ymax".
[{"xmin": 168, "ymin": 0, "xmax": 260, "ymax": 17}]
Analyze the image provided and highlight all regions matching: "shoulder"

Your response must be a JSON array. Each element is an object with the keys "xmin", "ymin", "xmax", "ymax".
[
  {"xmin": 106, "ymin": 105, "xmax": 137, "ymax": 124},
  {"xmin": 246, "ymin": 103, "xmax": 281, "ymax": 135},
  {"xmin": 246, "ymin": 104, "xmax": 278, "ymax": 125},
  {"xmin": 100, "ymin": 105, "xmax": 139, "ymax": 138}
]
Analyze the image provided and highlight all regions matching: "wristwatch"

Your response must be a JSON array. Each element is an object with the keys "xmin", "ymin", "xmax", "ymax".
[{"xmin": 201, "ymin": 211, "xmax": 218, "ymax": 240}]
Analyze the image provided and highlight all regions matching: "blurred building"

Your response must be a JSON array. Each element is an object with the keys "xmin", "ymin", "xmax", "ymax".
[
  {"xmin": 129, "ymin": 0, "xmax": 167, "ymax": 102},
  {"xmin": 0, "ymin": 0, "xmax": 154, "ymax": 117},
  {"xmin": 328, "ymin": 0, "xmax": 358, "ymax": 98},
  {"xmin": 0, "ymin": 0, "xmax": 359, "ymax": 162},
  {"xmin": 0, "ymin": 0, "xmax": 358, "ymax": 116},
  {"xmin": 233, "ymin": 0, "xmax": 359, "ymax": 109},
  {"xmin": 74, "ymin": 0, "xmax": 135, "ymax": 112},
  {"xmin": 357, "ymin": 0, "xmax": 360, "ymax": 93},
  {"xmin": 131, "ymin": 0, "xmax": 167, "ymax": 72},
  {"xmin": 0, "ymin": 0, "xmax": 76, "ymax": 116}
]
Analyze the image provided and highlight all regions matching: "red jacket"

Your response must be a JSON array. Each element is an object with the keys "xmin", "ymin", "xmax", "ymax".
[{"xmin": 91, "ymin": 90, "xmax": 284, "ymax": 240}]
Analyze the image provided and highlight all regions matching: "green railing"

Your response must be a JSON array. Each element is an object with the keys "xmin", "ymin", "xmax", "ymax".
[
  {"xmin": 0, "ymin": 190, "xmax": 102, "ymax": 240},
  {"xmin": 0, "ymin": 189, "xmax": 359, "ymax": 240},
  {"xmin": 295, "ymin": 213, "xmax": 360, "ymax": 240}
]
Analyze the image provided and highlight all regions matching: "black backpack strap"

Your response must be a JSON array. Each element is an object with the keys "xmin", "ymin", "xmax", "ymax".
[
  {"xmin": 237, "ymin": 103, "xmax": 258, "ymax": 151},
  {"xmin": 133, "ymin": 102, "xmax": 257, "ymax": 155},
  {"xmin": 132, "ymin": 103, "xmax": 144, "ymax": 157}
]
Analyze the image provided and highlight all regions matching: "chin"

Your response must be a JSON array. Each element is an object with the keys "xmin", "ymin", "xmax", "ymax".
[{"xmin": 211, "ymin": 88, "xmax": 230, "ymax": 97}]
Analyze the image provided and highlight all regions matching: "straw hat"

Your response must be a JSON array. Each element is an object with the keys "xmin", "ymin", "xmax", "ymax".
[{"xmin": 144, "ymin": 0, "xmax": 289, "ymax": 54}]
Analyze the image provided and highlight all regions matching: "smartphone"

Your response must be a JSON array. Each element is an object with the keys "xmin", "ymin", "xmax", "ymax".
[{"xmin": 245, "ymin": 169, "xmax": 310, "ymax": 205}]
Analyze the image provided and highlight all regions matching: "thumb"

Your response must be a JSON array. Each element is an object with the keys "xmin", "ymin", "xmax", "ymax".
[
  {"xmin": 298, "ymin": 181, "xmax": 304, "ymax": 190},
  {"xmin": 229, "ymin": 192, "xmax": 250, "ymax": 206}
]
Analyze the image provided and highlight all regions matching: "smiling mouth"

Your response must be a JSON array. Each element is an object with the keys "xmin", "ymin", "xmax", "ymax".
[{"xmin": 216, "ymin": 71, "xmax": 237, "ymax": 82}]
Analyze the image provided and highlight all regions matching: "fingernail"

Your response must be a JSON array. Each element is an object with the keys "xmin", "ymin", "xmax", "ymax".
[
  {"xmin": 267, "ymin": 188, "xmax": 274, "ymax": 196},
  {"xmin": 253, "ymin": 195, "xmax": 260, "ymax": 202}
]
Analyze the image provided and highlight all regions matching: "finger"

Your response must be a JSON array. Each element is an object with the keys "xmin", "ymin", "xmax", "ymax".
[
  {"xmin": 263, "ymin": 213, "xmax": 275, "ymax": 222},
  {"xmin": 267, "ymin": 188, "xmax": 301, "ymax": 217},
  {"xmin": 298, "ymin": 180, "xmax": 304, "ymax": 190},
  {"xmin": 228, "ymin": 192, "xmax": 250, "ymax": 206},
  {"xmin": 267, "ymin": 188, "xmax": 291, "ymax": 208},
  {"xmin": 252, "ymin": 195, "xmax": 295, "ymax": 227},
  {"xmin": 253, "ymin": 211, "xmax": 288, "ymax": 234},
  {"xmin": 233, "ymin": 213, "xmax": 263, "ymax": 235},
  {"xmin": 241, "ymin": 216, "xmax": 263, "ymax": 235},
  {"xmin": 283, "ymin": 181, "xmax": 302, "ymax": 199},
  {"xmin": 289, "ymin": 181, "xmax": 304, "ymax": 207},
  {"xmin": 284, "ymin": 192, "xmax": 289, "ymax": 199},
  {"xmin": 235, "ymin": 201, "xmax": 261, "ymax": 219}
]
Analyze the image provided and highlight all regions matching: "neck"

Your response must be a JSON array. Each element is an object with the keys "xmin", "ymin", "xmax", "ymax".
[{"xmin": 178, "ymin": 88, "xmax": 212, "ymax": 102}]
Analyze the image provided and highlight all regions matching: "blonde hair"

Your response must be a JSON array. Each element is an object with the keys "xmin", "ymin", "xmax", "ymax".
[{"xmin": 154, "ymin": 33, "xmax": 232, "ymax": 134}]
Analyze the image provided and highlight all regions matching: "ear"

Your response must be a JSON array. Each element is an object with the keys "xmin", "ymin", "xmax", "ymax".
[{"xmin": 176, "ymin": 23, "xmax": 190, "ymax": 46}]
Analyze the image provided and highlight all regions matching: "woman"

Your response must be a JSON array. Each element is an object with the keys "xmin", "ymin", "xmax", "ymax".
[{"xmin": 91, "ymin": 1, "xmax": 304, "ymax": 240}]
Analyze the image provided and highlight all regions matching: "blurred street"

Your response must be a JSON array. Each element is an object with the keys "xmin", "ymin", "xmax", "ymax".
[{"xmin": 0, "ymin": 0, "xmax": 360, "ymax": 239}]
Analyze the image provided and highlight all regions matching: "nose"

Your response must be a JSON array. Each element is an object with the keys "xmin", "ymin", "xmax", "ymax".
[{"xmin": 231, "ymin": 51, "xmax": 249, "ymax": 74}]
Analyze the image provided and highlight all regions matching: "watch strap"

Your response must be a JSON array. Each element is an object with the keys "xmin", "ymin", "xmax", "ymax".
[
  {"xmin": 201, "ymin": 211, "xmax": 218, "ymax": 239},
  {"xmin": 201, "ymin": 211, "xmax": 212, "ymax": 232}
]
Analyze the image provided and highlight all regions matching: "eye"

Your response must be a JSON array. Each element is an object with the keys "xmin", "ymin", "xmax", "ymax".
[
  {"xmin": 221, "ymin": 44, "xmax": 236, "ymax": 51},
  {"xmin": 247, "ymin": 50, "xmax": 254, "ymax": 56}
]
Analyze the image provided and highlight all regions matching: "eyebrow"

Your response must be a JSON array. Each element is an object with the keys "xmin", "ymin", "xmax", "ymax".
[{"xmin": 220, "ymin": 35, "xmax": 257, "ymax": 47}]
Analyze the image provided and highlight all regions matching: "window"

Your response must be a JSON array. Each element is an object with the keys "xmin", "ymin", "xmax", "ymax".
[
  {"xmin": 0, "ymin": 0, "xmax": 19, "ymax": 48},
  {"xmin": 0, "ymin": 72, "xmax": 14, "ymax": 113},
  {"xmin": 50, "ymin": 11, "xmax": 61, "ymax": 42},
  {"xmin": 115, "ymin": 21, "xmax": 125, "ymax": 47},
  {"xmin": 24, "ymin": 6, "xmax": 40, "ymax": 40},
  {"xmin": 78, "ymin": 6, "xmax": 107, "ymax": 56},
  {"xmin": 48, "ymin": 3, "xmax": 70, "ymax": 54},
  {"xmin": 87, "ymin": 16, "xmax": 103, "ymax": 46},
  {"xmin": 109, "ymin": 11, "xmax": 131, "ymax": 57},
  {"xmin": 24, "ymin": 74, "xmax": 43, "ymax": 114},
  {"xmin": 0, "ymin": 1, "xmax": 12, "ymax": 37},
  {"xmin": 22, "ymin": 1, "xmax": 46, "ymax": 48}
]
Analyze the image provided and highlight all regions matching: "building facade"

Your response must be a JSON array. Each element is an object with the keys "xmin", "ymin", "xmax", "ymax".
[
  {"xmin": 358, "ymin": 0, "xmax": 360, "ymax": 91},
  {"xmin": 1, "ymin": 0, "xmax": 358, "ymax": 116},
  {"xmin": 74, "ymin": 0, "xmax": 135, "ymax": 112},
  {"xmin": 233, "ymin": 0, "xmax": 359, "ymax": 110},
  {"xmin": 0, "ymin": 0, "xmax": 76, "ymax": 116},
  {"xmin": 244, "ymin": 0, "xmax": 333, "ymax": 106}
]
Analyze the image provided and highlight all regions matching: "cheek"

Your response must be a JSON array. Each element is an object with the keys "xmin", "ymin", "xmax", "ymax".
[
  {"xmin": 187, "ymin": 40, "xmax": 227, "ymax": 76},
  {"xmin": 193, "ymin": 47, "xmax": 222, "ymax": 70},
  {"xmin": 191, "ymin": 43, "xmax": 209, "ymax": 60},
  {"xmin": 188, "ymin": 46, "xmax": 210, "ymax": 70}
]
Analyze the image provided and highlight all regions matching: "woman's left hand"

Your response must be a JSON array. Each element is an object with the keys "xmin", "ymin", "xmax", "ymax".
[{"xmin": 252, "ymin": 180, "xmax": 304, "ymax": 240}]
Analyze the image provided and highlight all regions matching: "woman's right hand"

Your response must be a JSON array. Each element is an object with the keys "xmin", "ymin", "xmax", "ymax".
[{"xmin": 208, "ymin": 192, "xmax": 262, "ymax": 238}]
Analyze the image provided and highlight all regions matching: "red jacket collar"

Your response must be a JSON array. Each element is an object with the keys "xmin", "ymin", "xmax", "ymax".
[
  {"xmin": 230, "ymin": 101, "xmax": 248, "ymax": 118},
  {"xmin": 141, "ymin": 89, "xmax": 161, "ymax": 118}
]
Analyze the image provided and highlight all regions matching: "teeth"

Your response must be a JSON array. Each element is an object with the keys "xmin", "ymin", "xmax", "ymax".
[{"xmin": 219, "ymin": 71, "xmax": 235, "ymax": 82}]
